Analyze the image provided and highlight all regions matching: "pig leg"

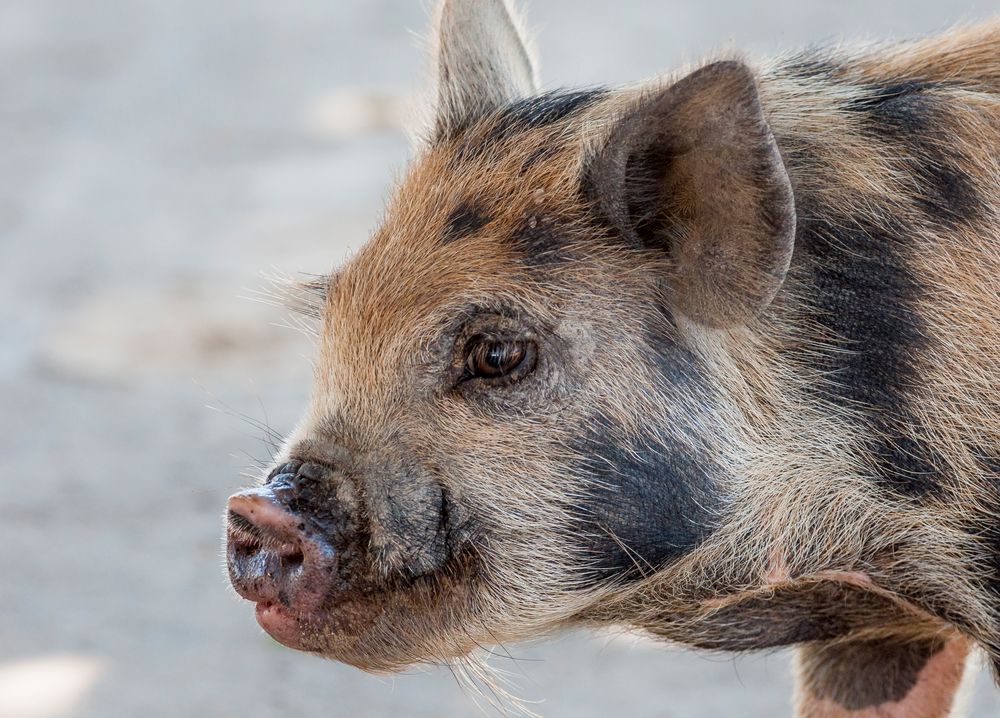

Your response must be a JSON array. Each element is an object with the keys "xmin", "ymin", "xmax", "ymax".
[{"xmin": 793, "ymin": 636, "xmax": 972, "ymax": 718}]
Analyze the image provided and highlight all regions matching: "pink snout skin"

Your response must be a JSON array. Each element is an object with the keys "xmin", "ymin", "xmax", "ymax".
[{"xmin": 226, "ymin": 487, "xmax": 337, "ymax": 648}]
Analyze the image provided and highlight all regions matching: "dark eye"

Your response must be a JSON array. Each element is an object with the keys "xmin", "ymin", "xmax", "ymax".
[{"xmin": 464, "ymin": 337, "xmax": 536, "ymax": 380}]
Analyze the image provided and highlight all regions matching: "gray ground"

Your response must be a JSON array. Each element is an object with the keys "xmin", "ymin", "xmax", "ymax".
[{"xmin": 3, "ymin": 0, "xmax": 1000, "ymax": 716}]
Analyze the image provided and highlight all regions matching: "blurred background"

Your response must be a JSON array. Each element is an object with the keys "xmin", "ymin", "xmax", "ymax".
[{"xmin": 2, "ymin": 0, "xmax": 999, "ymax": 716}]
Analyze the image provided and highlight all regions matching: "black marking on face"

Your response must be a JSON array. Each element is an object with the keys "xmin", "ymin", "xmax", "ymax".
[
  {"xmin": 799, "ymin": 637, "xmax": 944, "ymax": 709},
  {"xmin": 569, "ymin": 314, "xmax": 719, "ymax": 579},
  {"xmin": 510, "ymin": 215, "xmax": 569, "ymax": 266},
  {"xmin": 846, "ymin": 81, "xmax": 985, "ymax": 229},
  {"xmin": 452, "ymin": 89, "xmax": 607, "ymax": 159},
  {"xmin": 267, "ymin": 461, "xmax": 367, "ymax": 584},
  {"xmin": 570, "ymin": 410, "xmax": 719, "ymax": 578},
  {"xmin": 782, "ymin": 51, "xmax": 844, "ymax": 81},
  {"xmin": 443, "ymin": 203, "xmax": 491, "ymax": 244},
  {"xmin": 642, "ymin": 301, "xmax": 707, "ymax": 391},
  {"xmin": 796, "ymin": 202, "xmax": 945, "ymax": 496},
  {"xmin": 489, "ymin": 89, "xmax": 607, "ymax": 141},
  {"xmin": 277, "ymin": 462, "xmax": 340, "ymax": 528}
]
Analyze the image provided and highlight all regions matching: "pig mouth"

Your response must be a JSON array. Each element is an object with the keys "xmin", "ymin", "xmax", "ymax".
[
  {"xmin": 225, "ymin": 487, "xmax": 380, "ymax": 653},
  {"xmin": 253, "ymin": 601, "xmax": 307, "ymax": 649},
  {"xmin": 225, "ymin": 469, "xmax": 473, "ymax": 664}
]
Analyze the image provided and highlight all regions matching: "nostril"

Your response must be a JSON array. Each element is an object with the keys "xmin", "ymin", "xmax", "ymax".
[
  {"xmin": 266, "ymin": 459, "xmax": 302, "ymax": 483},
  {"xmin": 226, "ymin": 488, "xmax": 334, "ymax": 613},
  {"xmin": 281, "ymin": 548, "xmax": 304, "ymax": 573},
  {"xmin": 226, "ymin": 510, "xmax": 264, "ymax": 557}
]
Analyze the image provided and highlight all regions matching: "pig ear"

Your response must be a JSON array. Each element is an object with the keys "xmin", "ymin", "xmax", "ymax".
[
  {"xmin": 433, "ymin": 0, "xmax": 540, "ymax": 137},
  {"xmin": 591, "ymin": 61, "xmax": 795, "ymax": 327}
]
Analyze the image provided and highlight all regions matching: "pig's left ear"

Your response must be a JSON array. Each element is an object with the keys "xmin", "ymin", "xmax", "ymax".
[
  {"xmin": 432, "ymin": 0, "xmax": 540, "ymax": 138},
  {"xmin": 590, "ymin": 61, "xmax": 795, "ymax": 328}
]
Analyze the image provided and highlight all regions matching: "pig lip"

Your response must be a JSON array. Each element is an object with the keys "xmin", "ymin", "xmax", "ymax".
[{"xmin": 255, "ymin": 601, "xmax": 308, "ymax": 650}]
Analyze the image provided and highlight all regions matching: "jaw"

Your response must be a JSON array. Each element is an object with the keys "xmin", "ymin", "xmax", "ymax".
[{"xmin": 249, "ymin": 568, "xmax": 488, "ymax": 672}]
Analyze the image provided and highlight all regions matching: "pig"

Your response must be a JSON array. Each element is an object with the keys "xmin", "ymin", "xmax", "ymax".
[{"xmin": 225, "ymin": 1, "xmax": 1000, "ymax": 715}]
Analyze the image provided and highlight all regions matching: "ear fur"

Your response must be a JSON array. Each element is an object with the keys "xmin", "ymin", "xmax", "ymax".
[
  {"xmin": 433, "ymin": 0, "xmax": 540, "ymax": 138},
  {"xmin": 591, "ymin": 61, "xmax": 796, "ymax": 327}
]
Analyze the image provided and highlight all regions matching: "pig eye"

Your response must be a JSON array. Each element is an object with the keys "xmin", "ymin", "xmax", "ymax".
[{"xmin": 463, "ymin": 337, "xmax": 536, "ymax": 381}]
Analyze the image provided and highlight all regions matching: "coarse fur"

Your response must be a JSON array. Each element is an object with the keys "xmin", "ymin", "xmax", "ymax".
[{"xmin": 227, "ymin": 2, "xmax": 1000, "ymax": 715}]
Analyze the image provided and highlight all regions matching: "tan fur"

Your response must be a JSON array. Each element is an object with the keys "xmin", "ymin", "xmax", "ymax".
[{"xmin": 249, "ymin": 9, "xmax": 1000, "ymax": 716}]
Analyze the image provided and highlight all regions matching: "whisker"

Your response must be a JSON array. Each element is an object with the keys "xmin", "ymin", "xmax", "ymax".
[{"xmin": 196, "ymin": 380, "xmax": 284, "ymax": 468}]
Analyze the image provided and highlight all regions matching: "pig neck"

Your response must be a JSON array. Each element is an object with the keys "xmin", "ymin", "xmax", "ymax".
[{"xmin": 592, "ymin": 74, "xmax": 999, "ymax": 652}]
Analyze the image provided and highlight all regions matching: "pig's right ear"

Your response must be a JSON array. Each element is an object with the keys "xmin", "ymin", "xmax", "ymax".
[
  {"xmin": 590, "ymin": 61, "xmax": 796, "ymax": 328},
  {"xmin": 432, "ymin": 0, "xmax": 540, "ymax": 138}
]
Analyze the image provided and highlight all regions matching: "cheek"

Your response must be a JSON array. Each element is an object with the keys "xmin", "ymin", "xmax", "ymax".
[
  {"xmin": 412, "ymin": 406, "xmax": 569, "ymax": 518},
  {"xmin": 351, "ymin": 413, "xmax": 485, "ymax": 580},
  {"xmin": 566, "ymin": 410, "xmax": 722, "ymax": 580},
  {"xmin": 365, "ymin": 463, "xmax": 449, "ymax": 578}
]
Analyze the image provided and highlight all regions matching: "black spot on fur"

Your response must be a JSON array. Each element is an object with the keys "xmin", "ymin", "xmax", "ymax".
[
  {"xmin": 796, "ymin": 204, "xmax": 946, "ymax": 496},
  {"xmin": 848, "ymin": 80, "xmax": 934, "ymax": 112},
  {"xmin": 570, "ymin": 411, "xmax": 719, "ymax": 578},
  {"xmin": 799, "ymin": 637, "xmax": 944, "ymax": 709},
  {"xmin": 452, "ymin": 89, "xmax": 607, "ymax": 159},
  {"xmin": 783, "ymin": 51, "xmax": 844, "ymax": 81},
  {"xmin": 510, "ymin": 215, "xmax": 568, "ymax": 266},
  {"xmin": 642, "ymin": 301, "xmax": 705, "ymax": 391},
  {"xmin": 443, "ymin": 203, "xmax": 490, "ymax": 244},
  {"xmin": 846, "ymin": 81, "xmax": 985, "ymax": 229},
  {"xmin": 489, "ymin": 89, "xmax": 607, "ymax": 141},
  {"xmin": 570, "ymin": 316, "xmax": 719, "ymax": 579}
]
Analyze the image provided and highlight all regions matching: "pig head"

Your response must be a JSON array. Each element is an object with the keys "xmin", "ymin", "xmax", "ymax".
[{"xmin": 226, "ymin": 1, "xmax": 1000, "ymax": 714}]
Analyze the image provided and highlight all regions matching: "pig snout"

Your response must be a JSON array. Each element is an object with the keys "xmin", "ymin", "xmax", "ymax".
[{"xmin": 226, "ymin": 462, "xmax": 338, "ymax": 632}]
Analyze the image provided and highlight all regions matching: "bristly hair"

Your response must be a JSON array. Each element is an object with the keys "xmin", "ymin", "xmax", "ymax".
[{"xmin": 243, "ymin": 271, "xmax": 333, "ymax": 337}]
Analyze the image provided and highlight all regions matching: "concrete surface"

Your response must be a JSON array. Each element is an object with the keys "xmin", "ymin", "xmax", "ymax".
[{"xmin": 2, "ymin": 0, "xmax": 999, "ymax": 716}]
